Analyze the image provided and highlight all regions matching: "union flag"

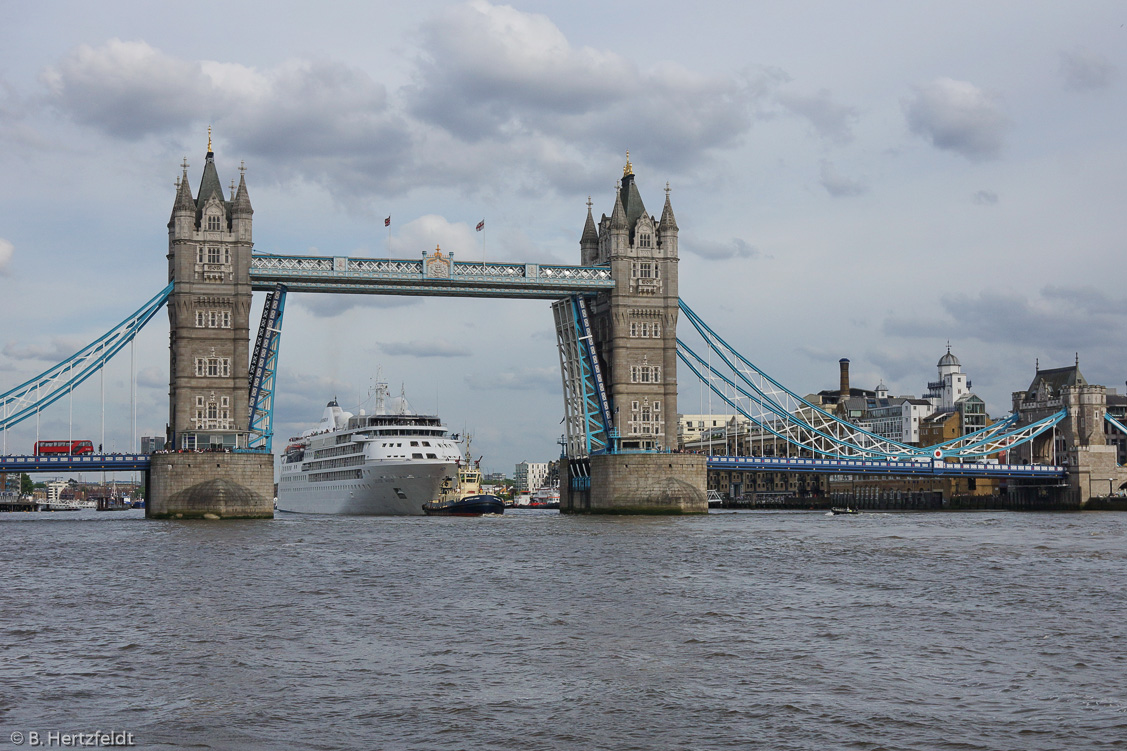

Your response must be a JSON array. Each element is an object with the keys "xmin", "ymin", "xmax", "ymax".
[{"xmin": 384, "ymin": 216, "xmax": 391, "ymax": 227}]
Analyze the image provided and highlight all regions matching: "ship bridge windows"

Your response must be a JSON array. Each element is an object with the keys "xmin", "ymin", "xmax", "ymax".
[
  {"xmin": 426, "ymin": 453, "xmax": 438, "ymax": 459},
  {"xmin": 410, "ymin": 441, "xmax": 419, "ymax": 446},
  {"xmin": 412, "ymin": 453, "xmax": 423, "ymax": 459}
]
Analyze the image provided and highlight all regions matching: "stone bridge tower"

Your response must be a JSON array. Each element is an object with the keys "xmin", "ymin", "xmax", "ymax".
[
  {"xmin": 563, "ymin": 155, "xmax": 706, "ymax": 514},
  {"xmin": 166, "ymin": 139, "xmax": 254, "ymax": 451},
  {"xmin": 582, "ymin": 155, "xmax": 680, "ymax": 451},
  {"xmin": 149, "ymin": 136, "xmax": 273, "ymax": 519}
]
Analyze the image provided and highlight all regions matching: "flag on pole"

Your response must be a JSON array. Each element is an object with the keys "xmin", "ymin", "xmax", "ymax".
[
  {"xmin": 476, "ymin": 220, "xmax": 485, "ymax": 232},
  {"xmin": 384, "ymin": 216, "xmax": 391, "ymax": 227}
]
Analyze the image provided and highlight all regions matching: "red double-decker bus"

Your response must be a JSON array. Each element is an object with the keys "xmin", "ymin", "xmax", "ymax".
[{"xmin": 33, "ymin": 440, "xmax": 95, "ymax": 455}]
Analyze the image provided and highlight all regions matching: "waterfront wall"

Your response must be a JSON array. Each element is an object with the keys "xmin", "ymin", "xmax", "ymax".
[
  {"xmin": 566, "ymin": 453, "xmax": 707, "ymax": 514},
  {"xmin": 148, "ymin": 452, "xmax": 274, "ymax": 519}
]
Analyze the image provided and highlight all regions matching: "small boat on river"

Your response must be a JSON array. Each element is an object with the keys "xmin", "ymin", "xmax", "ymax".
[
  {"xmin": 422, "ymin": 440, "xmax": 504, "ymax": 516},
  {"xmin": 830, "ymin": 507, "xmax": 859, "ymax": 515}
]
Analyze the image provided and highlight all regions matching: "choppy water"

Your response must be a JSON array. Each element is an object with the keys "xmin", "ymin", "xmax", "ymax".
[{"xmin": 2, "ymin": 508, "xmax": 1126, "ymax": 751}]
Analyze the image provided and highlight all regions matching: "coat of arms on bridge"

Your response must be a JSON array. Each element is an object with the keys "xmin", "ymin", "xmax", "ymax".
[{"xmin": 424, "ymin": 246, "xmax": 451, "ymax": 278}]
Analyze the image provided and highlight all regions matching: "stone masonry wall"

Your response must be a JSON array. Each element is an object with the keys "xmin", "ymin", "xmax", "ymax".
[
  {"xmin": 585, "ymin": 453, "xmax": 707, "ymax": 514},
  {"xmin": 148, "ymin": 452, "xmax": 274, "ymax": 519}
]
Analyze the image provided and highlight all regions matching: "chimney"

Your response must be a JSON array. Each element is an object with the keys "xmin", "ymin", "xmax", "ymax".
[{"xmin": 839, "ymin": 358, "xmax": 850, "ymax": 401}]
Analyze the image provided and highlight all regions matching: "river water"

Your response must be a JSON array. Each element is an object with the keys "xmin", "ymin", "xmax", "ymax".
[{"xmin": 1, "ymin": 508, "xmax": 1125, "ymax": 750}]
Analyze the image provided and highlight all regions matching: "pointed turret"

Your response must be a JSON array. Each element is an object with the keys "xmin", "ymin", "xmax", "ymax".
[
  {"xmin": 169, "ymin": 162, "xmax": 196, "ymax": 236},
  {"xmin": 580, "ymin": 196, "xmax": 599, "ymax": 265},
  {"xmin": 609, "ymin": 186, "xmax": 627, "ymax": 231},
  {"xmin": 196, "ymin": 152, "xmax": 225, "ymax": 211},
  {"xmin": 658, "ymin": 182, "xmax": 678, "ymax": 233},
  {"xmin": 232, "ymin": 170, "xmax": 253, "ymax": 215},
  {"xmin": 231, "ymin": 164, "xmax": 253, "ymax": 242}
]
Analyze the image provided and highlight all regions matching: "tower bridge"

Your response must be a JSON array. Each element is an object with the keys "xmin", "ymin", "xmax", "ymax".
[{"xmin": 3, "ymin": 145, "xmax": 1116, "ymax": 517}]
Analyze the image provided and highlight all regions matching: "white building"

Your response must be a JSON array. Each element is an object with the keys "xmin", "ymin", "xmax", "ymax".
[
  {"xmin": 863, "ymin": 394, "xmax": 934, "ymax": 445},
  {"xmin": 926, "ymin": 346, "xmax": 971, "ymax": 411},
  {"xmin": 514, "ymin": 461, "xmax": 549, "ymax": 492},
  {"xmin": 677, "ymin": 414, "xmax": 743, "ymax": 447}
]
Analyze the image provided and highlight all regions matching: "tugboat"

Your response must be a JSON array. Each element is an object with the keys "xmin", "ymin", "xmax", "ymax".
[{"xmin": 422, "ymin": 440, "xmax": 504, "ymax": 516}]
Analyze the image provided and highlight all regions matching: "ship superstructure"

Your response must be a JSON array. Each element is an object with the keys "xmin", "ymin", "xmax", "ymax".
[{"xmin": 276, "ymin": 383, "xmax": 461, "ymax": 515}]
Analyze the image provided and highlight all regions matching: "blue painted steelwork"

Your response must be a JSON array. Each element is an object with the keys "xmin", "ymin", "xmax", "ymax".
[
  {"xmin": 247, "ymin": 285, "xmax": 287, "ymax": 452},
  {"xmin": 707, "ymin": 455, "xmax": 1066, "ymax": 479},
  {"xmin": 678, "ymin": 299, "xmax": 1068, "ymax": 461},
  {"xmin": 1106, "ymin": 412, "xmax": 1127, "ymax": 436},
  {"xmin": 1, "ymin": 284, "xmax": 173, "ymax": 433},
  {"xmin": 0, "ymin": 454, "xmax": 151, "ymax": 473},
  {"xmin": 250, "ymin": 253, "xmax": 615, "ymax": 299},
  {"xmin": 573, "ymin": 296, "xmax": 612, "ymax": 452}
]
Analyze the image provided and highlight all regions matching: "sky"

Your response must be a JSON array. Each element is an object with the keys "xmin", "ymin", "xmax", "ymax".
[{"xmin": 1, "ymin": 0, "xmax": 1125, "ymax": 475}]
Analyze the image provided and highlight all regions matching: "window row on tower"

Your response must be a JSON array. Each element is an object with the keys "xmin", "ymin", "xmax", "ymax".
[
  {"xmin": 629, "ymin": 321, "xmax": 662, "ymax": 338},
  {"xmin": 195, "ymin": 310, "xmax": 232, "ymax": 329},
  {"xmin": 629, "ymin": 399, "xmax": 664, "ymax": 436},
  {"xmin": 630, "ymin": 364, "xmax": 662, "ymax": 383},
  {"xmin": 193, "ymin": 394, "xmax": 232, "ymax": 430},
  {"xmin": 194, "ymin": 357, "xmax": 232, "ymax": 378}
]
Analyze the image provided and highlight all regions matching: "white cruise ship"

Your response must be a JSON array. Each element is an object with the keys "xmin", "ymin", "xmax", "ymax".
[{"xmin": 276, "ymin": 385, "xmax": 461, "ymax": 515}]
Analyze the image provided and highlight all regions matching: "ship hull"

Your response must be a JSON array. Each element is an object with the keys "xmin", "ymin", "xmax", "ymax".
[{"xmin": 276, "ymin": 462, "xmax": 455, "ymax": 516}]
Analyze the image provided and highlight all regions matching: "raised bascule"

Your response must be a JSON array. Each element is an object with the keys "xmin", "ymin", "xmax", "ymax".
[{"xmin": 3, "ymin": 144, "xmax": 1124, "ymax": 516}]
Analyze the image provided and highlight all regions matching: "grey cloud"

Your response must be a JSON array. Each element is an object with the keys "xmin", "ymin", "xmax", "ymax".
[
  {"xmin": 904, "ymin": 78, "xmax": 1008, "ymax": 161},
  {"xmin": 882, "ymin": 286, "xmax": 1127, "ymax": 351},
  {"xmin": 973, "ymin": 190, "xmax": 998, "ymax": 205},
  {"xmin": 136, "ymin": 366, "xmax": 166, "ymax": 389},
  {"xmin": 686, "ymin": 237, "xmax": 761, "ymax": 261},
  {"xmin": 819, "ymin": 160, "xmax": 867, "ymax": 197},
  {"xmin": 1059, "ymin": 48, "xmax": 1116, "ymax": 92},
  {"xmin": 464, "ymin": 367, "xmax": 557, "ymax": 391},
  {"xmin": 777, "ymin": 88, "xmax": 857, "ymax": 144},
  {"xmin": 379, "ymin": 339, "xmax": 473, "ymax": 358},
  {"xmin": 2, "ymin": 337, "xmax": 88, "ymax": 361},
  {"xmin": 408, "ymin": 3, "xmax": 767, "ymax": 174},
  {"xmin": 293, "ymin": 294, "xmax": 419, "ymax": 319},
  {"xmin": 42, "ymin": 39, "xmax": 217, "ymax": 139}
]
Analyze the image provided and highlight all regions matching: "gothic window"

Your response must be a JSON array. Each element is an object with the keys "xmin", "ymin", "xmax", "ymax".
[
  {"xmin": 197, "ymin": 248, "xmax": 205, "ymax": 264},
  {"xmin": 207, "ymin": 215, "xmax": 221, "ymax": 231},
  {"xmin": 630, "ymin": 323, "xmax": 638, "ymax": 337},
  {"xmin": 207, "ymin": 247, "xmax": 221, "ymax": 264},
  {"xmin": 195, "ymin": 311, "xmax": 205, "ymax": 327},
  {"xmin": 222, "ymin": 311, "xmax": 231, "ymax": 328},
  {"xmin": 195, "ymin": 359, "xmax": 205, "ymax": 377},
  {"xmin": 207, "ymin": 359, "xmax": 219, "ymax": 377},
  {"xmin": 653, "ymin": 323, "xmax": 661, "ymax": 338},
  {"xmin": 208, "ymin": 311, "xmax": 218, "ymax": 328},
  {"xmin": 207, "ymin": 403, "xmax": 218, "ymax": 419},
  {"xmin": 223, "ymin": 248, "xmax": 231, "ymax": 264},
  {"xmin": 639, "ymin": 233, "xmax": 652, "ymax": 249},
  {"xmin": 196, "ymin": 396, "xmax": 205, "ymax": 408}
]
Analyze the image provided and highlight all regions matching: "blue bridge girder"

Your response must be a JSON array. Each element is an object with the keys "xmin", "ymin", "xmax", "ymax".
[
  {"xmin": 707, "ymin": 455, "xmax": 1066, "ymax": 479},
  {"xmin": 0, "ymin": 454, "xmax": 152, "ymax": 473},
  {"xmin": 249, "ymin": 253, "xmax": 616, "ymax": 298}
]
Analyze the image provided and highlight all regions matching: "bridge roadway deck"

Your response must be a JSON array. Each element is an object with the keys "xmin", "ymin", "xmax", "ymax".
[
  {"xmin": 707, "ymin": 455, "xmax": 1066, "ymax": 479},
  {"xmin": 1, "ymin": 454, "xmax": 151, "ymax": 473},
  {"xmin": 250, "ymin": 253, "xmax": 616, "ymax": 298}
]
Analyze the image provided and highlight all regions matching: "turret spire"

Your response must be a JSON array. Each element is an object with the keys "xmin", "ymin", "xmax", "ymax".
[
  {"xmin": 658, "ymin": 181, "xmax": 678, "ymax": 232},
  {"xmin": 609, "ymin": 183, "xmax": 627, "ymax": 231}
]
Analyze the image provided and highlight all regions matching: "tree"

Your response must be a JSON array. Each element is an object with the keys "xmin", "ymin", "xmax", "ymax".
[{"xmin": 20, "ymin": 473, "xmax": 33, "ymax": 495}]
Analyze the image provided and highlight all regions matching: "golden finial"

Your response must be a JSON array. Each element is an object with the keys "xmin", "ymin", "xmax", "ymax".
[
  {"xmin": 207, "ymin": 125, "xmax": 212, "ymax": 153},
  {"xmin": 623, "ymin": 150, "xmax": 633, "ymax": 177}
]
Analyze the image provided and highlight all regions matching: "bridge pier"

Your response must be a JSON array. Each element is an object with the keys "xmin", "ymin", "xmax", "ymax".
[
  {"xmin": 562, "ymin": 454, "xmax": 707, "ymax": 514},
  {"xmin": 147, "ymin": 452, "xmax": 274, "ymax": 519}
]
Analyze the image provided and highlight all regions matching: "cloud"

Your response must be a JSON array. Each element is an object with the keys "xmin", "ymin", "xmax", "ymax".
[
  {"xmin": 1059, "ymin": 48, "xmax": 1116, "ymax": 92},
  {"xmin": 0, "ymin": 238, "xmax": 12, "ymax": 274},
  {"xmin": 465, "ymin": 366, "xmax": 557, "ymax": 391},
  {"xmin": 685, "ymin": 237, "xmax": 761, "ymax": 261},
  {"xmin": 776, "ymin": 88, "xmax": 857, "ymax": 144},
  {"xmin": 882, "ymin": 286, "xmax": 1127, "ymax": 351},
  {"xmin": 819, "ymin": 160, "xmax": 868, "ymax": 197},
  {"xmin": 2, "ymin": 337, "xmax": 89, "ymax": 361},
  {"xmin": 136, "ymin": 366, "xmax": 166, "ymax": 389},
  {"xmin": 379, "ymin": 339, "xmax": 472, "ymax": 357},
  {"xmin": 293, "ymin": 294, "xmax": 419, "ymax": 319},
  {"xmin": 903, "ymin": 78, "xmax": 1008, "ymax": 161},
  {"xmin": 408, "ymin": 1, "xmax": 766, "ymax": 173},
  {"xmin": 973, "ymin": 190, "xmax": 998, "ymax": 205}
]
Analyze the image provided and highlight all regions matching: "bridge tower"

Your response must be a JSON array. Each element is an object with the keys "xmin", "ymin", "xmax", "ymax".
[
  {"xmin": 562, "ymin": 156, "xmax": 706, "ymax": 513},
  {"xmin": 1011, "ymin": 361, "xmax": 1127, "ymax": 506},
  {"xmin": 149, "ymin": 137, "xmax": 273, "ymax": 519},
  {"xmin": 584, "ymin": 155, "xmax": 681, "ymax": 450}
]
